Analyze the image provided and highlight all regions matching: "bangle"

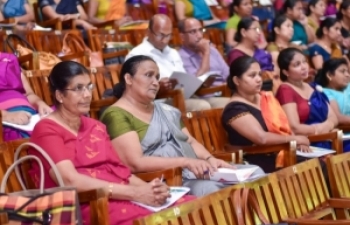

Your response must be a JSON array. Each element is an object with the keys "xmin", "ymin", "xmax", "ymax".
[
  {"xmin": 108, "ymin": 183, "xmax": 113, "ymax": 199},
  {"xmin": 205, "ymin": 155, "xmax": 213, "ymax": 161}
]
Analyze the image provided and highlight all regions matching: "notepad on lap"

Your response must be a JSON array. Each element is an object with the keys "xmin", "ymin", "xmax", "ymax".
[
  {"xmin": 170, "ymin": 71, "xmax": 220, "ymax": 99},
  {"xmin": 131, "ymin": 187, "xmax": 190, "ymax": 212},
  {"xmin": 2, "ymin": 114, "xmax": 41, "ymax": 132},
  {"xmin": 210, "ymin": 167, "xmax": 259, "ymax": 184},
  {"xmin": 297, "ymin": 146, "xmax": 336, "ymax": 158}
]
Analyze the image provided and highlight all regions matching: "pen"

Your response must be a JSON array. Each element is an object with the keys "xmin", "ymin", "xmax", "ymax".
[{"xmin": 160, "ymin": 174, "xmax": 164, "ymax": 183}]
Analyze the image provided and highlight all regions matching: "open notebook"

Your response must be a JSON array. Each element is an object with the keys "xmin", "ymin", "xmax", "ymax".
[
  {"xmin": 297, "ymin": 146, "xmax": 336, "ymax": 158},
  {"xmin": 132, "ymin": 187, "xmax": 190, "ymax": 212},
  {"xmin": 2, "ymin": 114, "xmax": 41, "ymax": 132}
]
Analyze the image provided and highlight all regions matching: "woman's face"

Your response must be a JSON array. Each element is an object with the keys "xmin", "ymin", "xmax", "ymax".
[
  {"xmin": 126, "ymin": 60, "xmax": 160, "ymax": 101},
  {"xmin": 57, "ymin": 74, "xmax": 93, "ymax": 115},
  {"xmin": 311, "ymin": 0, "xmax": 326, "ymax": 17},
  {"xmin": 326, "ymin": 22, "xmax": 342, "ymax": 42},
  {"xmin": 276, "ymin": 19, "xmax": 294, "ymax": 41},
  {"xmin": 283, "ymin": 52, "xmax": 309, "ymax": 81},
  {"xmin": 328, "ymin": 64, "xmax": 350, "ymax": 90},
  {"xmin": 235, "ymin": 0, "xmax": 253, "ymax": 17},
  {"xmin": 290, "ymin": 1, "xmax": 304, "ymax": 20},
  {"xmin": 234, "ymin": 62, "xmax": 262, "ymax": 94},
  {"xmin": 245, "ymin": 21, "xmax": 261, "ymax": 43}
]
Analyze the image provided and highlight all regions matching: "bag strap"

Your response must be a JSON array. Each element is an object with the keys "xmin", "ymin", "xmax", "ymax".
[
  {"xmin": 0, "ymin": 155, "xmax": 44, "ymax": 193},
  {"xmin": 5, "ymin": 34, "xmax": 36, "ymax": 56},
  {"xmin": 13, "ymin": 142, "xmax": 65, "ymax": 190},
  {"xmin": 247, "ymin": 190, "xmax": 270, "ymax": 224},
  {"xmin": 62, "ymin": 32, "xmax": 91, "ymax": 53}
]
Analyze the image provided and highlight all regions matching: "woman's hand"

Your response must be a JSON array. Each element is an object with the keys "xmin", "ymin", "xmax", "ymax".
[
  {"xmin": 36, "ymin": 101, "xmax": 53, "ymax": 117},
  {"xmin": 117, "ymin": 16, "xmax": 133, "ymax": 26},
  {"xmin": 183, "ymin": 158, "xmax": 213, "ymax": 179},
  {"xmin": 207, "ymin": 157, "xmax": 236, "ymax": 170},
  {"xmin": 293, "ymin": 135, "xmax": 310, "ymax": 146},
  {"xmin": 297, "ymin": 144, "xmax": 312, "ymax": 152},
  {"xmin": 77, "ymin": 19, "xmax": 97, "ymax": 30},
  {"xmin": 134, "ymin": 178, "xmax": 170, "ymax": 206},
  {"xmin": 2, "ymin": 111, "xmax": 31, "ymax": 125}
]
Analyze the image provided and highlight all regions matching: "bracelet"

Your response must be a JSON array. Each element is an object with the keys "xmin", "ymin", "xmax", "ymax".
[
  {"xmin": 108, "ymin": 183, "xmax": 113, "ymax": 199},
  {"xmin": 205, "ymin": 155, "xmax": 213, "ymax": 161}
]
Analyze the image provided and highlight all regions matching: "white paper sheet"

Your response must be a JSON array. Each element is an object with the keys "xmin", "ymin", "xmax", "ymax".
[
  {"xmin": 210, "ymin": 167, "xmax": 259, "ymax": 184},
  {"xmin": 131, "ymin": 187, "xmax": 190, "ymax": 212},
  {"xmin": 297, "ymin": 146, "xmax": 336, "ymax": 158},
  {"xmin": 3, "ymin": 114, "xmax": 41, "ymax": 132}
]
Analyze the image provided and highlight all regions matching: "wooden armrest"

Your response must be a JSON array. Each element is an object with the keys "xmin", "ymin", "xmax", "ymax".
[
  {"xmin": 308, "ymin": 130, "xmax": 343, "ymax": 154},
  {"xmin": 18, "ymin": 53, "xmax": 40, "ymax": 70},
  {"xmin": 135, "ymin": 167, "xmax": 182, "ymax": 186},
  {"xmin": 59, "ymin": 51, "xmax": 90, "ymax": 66},
  {"xmin": 0, "ymin": 212, "xmax": 8, "ymax": 224},
  {"xmin": 338, "ymin": 124, "xmax": 350, "ymax": 133},
  {"xmin": 195, "ymin": 84, "xmax": 229, "ymax": 97},
  {"xmin": 91, "ymin": 98, "xmax": 116, "ymax": 109},
  {"xmin": 286, "ymin": 219, "xmax": 350, "ymax": 225},
  {"xmin": 0, "ymin": 18, "xmax": 15, "ymax": 24},
  {"xmin": 328, "ymin": 198, "xmax": 350, "ymax": 208},
  {"xmin": 93, "ymin": 20, "xmax": 117, "ymax": 28},
  {"xmin": 213, "ymin": 151, "xmax": 243, "ymax": 164},
  {"xmin": 157, "ymin": 88, "xmax": 186, "ymax": 113},
  {"xmin": 78, "ymin": 188, "xmax": 109, "ymax": 225},
  {"xmin": 38, "ymin": 18, "xmax": 76, "ymax": 30},
  {"xmin": 102, "ymin": 49, "xmax": 129, "ymax": 60}
]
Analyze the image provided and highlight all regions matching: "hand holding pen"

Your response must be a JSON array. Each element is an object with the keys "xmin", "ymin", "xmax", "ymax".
[{"xmin": 151, "ymin": 174, "xmax": 171, "ymax": 205}]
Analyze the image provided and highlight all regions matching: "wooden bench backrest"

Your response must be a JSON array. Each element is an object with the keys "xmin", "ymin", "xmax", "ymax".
[
  {"xmin": 182, "ymin": 108, "xmax": 227, "ymax": 154},
  {"xmin": 327, "ymin": 152, "xmax": 350, "ymax": 198},
  {"xmin": 133, "ymin": 194, "xmax": 228, "ymax": 225},
  {"xmin": 87, "ymin": 29, "xmax": 134, "ymax": 52},
  {"xmin": 24, "ymin": 69, "xmax": 53, "ymax": 106},
  {"xmin": 274, "ymin": 158, "xmax": 332, "ymax": 219}
]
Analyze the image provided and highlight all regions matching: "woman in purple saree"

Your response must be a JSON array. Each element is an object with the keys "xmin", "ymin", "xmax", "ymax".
[{"xmin": 0, "ymin": 53, "xmax": 52, "ymax": 141}]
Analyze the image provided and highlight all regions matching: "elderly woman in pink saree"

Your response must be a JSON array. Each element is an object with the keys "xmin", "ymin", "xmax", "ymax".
[
  {"xmin": 28, "ymin": 61, "xmax": 194, "ymax": 225},
  {"xmin": 0, "ymin": 53, "xmax": 52, "ymax": 141}
]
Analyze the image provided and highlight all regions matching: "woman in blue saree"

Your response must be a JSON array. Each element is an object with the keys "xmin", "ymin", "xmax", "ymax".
[
  {"xmin": 315, "ymin": 58, "xmax": 350, "ymax": 151},
  {"xmin": 275, "ymin": 48, "xmax": 338, "ymax": 149}
]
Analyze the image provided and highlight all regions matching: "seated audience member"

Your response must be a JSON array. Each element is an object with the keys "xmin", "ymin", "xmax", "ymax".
[
  {"xmin": 39, "ymin": 0, "xmax": 95, "ymax": 29},
  {"xmin": 309, "ymin": 17, "xmax": 342, "ymax": 70},
  {"xmin": 222, "ymin": 55, "xmax": 310, "ymax": 173},
  {"xmin": 29, "ymin": 61, "xmax": 195, "ymax": 225},
  {"xmin": 306, "ymin": 0, "xmax": 326, "ymax": 32},
  {"xmin": 281, "ymin": 0, "xmax": 315, "ymax": 47},
  {"xmin": 0, "ymin": 0, "xmax": 35, "ymax": 30},
  {"xmin": 325, "ymin": 0, "xmax": 338, "ymax": 17},
  {"xmin": 275, "ymin": 48, "xmax": 338, "ymax": 149},
  {"xmin": 100, "ymin": 55, "xmax": 265, "ymax": 197},
  {"xmin": 267, "ymin": 15, "xmax": 294, "ymax": 89},
  {"xmin": 0, "ymin": 53, "xmax": 52, "ymax": 141},
  {"xmin": 337, "ymin": 1, "xmax": 350, "ymax": 53},
  {"xmin": 178, "ymin": 18, "xmax": 230, "ymax": 109},
  {"xmin": 225, "ymin": 0, "xmax": 253, "ymax": 49},
  {"xmin": 315, "ymin": 58, "xmax": 350, "ymax": 151},
  {"xmin": 174, "ymin": 0, "xmax": 226, "ymax": 29},
  {"xmin": 88, "ymin": 0, "xmax": 132, "ymax": 26},
  {"xmin": 126, "ymin": 14, "xmax": 220, "ymax": 111},
  {"xmin": 227, "ymin": 17, "xmax": 276, "ymax": 91}
]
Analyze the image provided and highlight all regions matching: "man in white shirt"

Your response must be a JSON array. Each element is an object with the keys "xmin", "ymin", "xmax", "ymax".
[{"xmin": 126, "ymin": 14, "xmax": 218, "ymax": 111}]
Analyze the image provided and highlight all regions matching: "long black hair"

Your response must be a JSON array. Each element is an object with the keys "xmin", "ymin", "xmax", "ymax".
[{"xmin": 315, "ymin": 58, "xmax": 348, "ymax": 87}]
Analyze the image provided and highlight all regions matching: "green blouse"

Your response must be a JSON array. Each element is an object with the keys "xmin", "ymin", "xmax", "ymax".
[
  {"xmin": 100, "ymin": 106, "xmax": 185, "ymax": 141},
  {"xmin": 226, "ymin": 14, "xmax": 241, "ymax": 30}
]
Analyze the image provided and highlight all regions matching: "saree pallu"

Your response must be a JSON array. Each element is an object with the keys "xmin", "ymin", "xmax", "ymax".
[
  {"xmin": 305, "ymin": 83, "xmax": 331, "ymax": 149},
  {"xmin": 260, "ymin": 91, "xmax": 292, "ymax": 168},
  {"xmin": 105, "ymin": 0, "xmax": 127, "ymax": 21},
  {"xmin": 3, "ymin": 105, "xmax": 37, "ymax": 141},
  {"xmin": 189, "ymin": 0, "xmax": 226, "ymax": 29}
]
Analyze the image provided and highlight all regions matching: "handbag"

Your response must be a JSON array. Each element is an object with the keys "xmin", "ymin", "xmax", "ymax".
[
  {"xmin": 61, "ymin": 32, "xmax": 104, "ymax": 68},
  {"xmin": 6, "ymin": 34, "xmax": 61, "ymax": 70},
  {"xmin": 0, "ymin": 142, "xmax": 82, "ymax": 225}
]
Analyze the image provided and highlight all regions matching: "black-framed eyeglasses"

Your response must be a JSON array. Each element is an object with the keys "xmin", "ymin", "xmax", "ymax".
[
  {"xmin": 149, "ymin": 26, "xmax": 172, "ymax": 40},
  {"xmin": 183, "ymin": 28, "xmax": 206, "ymax": 35},
  {"xmin": 64, "ymin": 83, "xmax": 95, "ymax": 94}
]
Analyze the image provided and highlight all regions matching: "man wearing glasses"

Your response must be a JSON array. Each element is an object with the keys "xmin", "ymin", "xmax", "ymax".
[{"xmin": 178, "ymin": 18, "xmax": 230, "ymax": 110}]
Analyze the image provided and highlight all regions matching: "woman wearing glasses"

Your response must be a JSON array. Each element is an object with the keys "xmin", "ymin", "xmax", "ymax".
[
  {"xmin": 29, "ymin": 61, "xmax": 194, "ymax": 225},
  {"xmin": 227, "ymin": 17, "xmax": 276, "ymax": 91}
]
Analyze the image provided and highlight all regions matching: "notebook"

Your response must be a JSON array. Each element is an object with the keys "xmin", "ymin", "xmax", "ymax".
[
  {"xmin": 131, "ymin": 187, "xmax": 190, "ymax": 212},
  {"xmin": 296, "ymin": 146, "xmax": 336, "ymax": 158},
  {"xmin": 210, "ymin": 167, "xmax": 260, "ymax": 184},
  {"xmin": 170, "ymin": 71, "xmax": 221, "ymax": 99},
  {"xmin": 2, "ymin": 114, "xmax": 41, "ymax": 132}
]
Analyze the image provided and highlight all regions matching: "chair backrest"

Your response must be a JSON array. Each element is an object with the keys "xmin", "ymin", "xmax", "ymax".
[
  {"xmin": 86, "ymin": 29, "xmax": 134, "ymax": 52},
  {"xmin": 274, "ymin": 158, "xmax": 332, "ymax": 219},
  {"xmin": 24, "ymin": 69, "xmax": 53, "ymax": 106},
  {"xmin": 327, "ymin": 152, "xmax": 350, "ymax": 198},
  {"xmin": 133, "ymin": 193, "xmax": 229, "ymax": 225},
  {"xmin": 182, "ymin": 108, "xmax": 228, "ymax": 154}
]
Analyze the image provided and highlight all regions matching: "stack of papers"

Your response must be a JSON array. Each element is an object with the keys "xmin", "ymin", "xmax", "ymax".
[
  {"xmin": 297, "ymin": 146, "xmax": 336, "ymax": 158},
  {"xmin": 210, "ymin": 167, "xmax": 259, "ymax": 184},
  {"xmin": 132, "ymin": 187, "xmax": 190, "ymax": 212},
  {"xmin": 120, "ymin": 20, "xmax": 149, "ymax": 30},
  {"xmin": 2, "ymin": 114, "xmax": 41, "ymax": 132}
]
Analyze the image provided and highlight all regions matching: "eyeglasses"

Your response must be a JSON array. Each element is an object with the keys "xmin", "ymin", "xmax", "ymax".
[
  {"xmin": 65, "ymin": 83, "xmax": 95, "ymax": 94},
  {"xmin": 149, "ymin": 27, "xmax": 172, "ymax": 40},
  {"xmin": 183, "ymin": 28, "xmax": 206, "ymax": 35}
]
